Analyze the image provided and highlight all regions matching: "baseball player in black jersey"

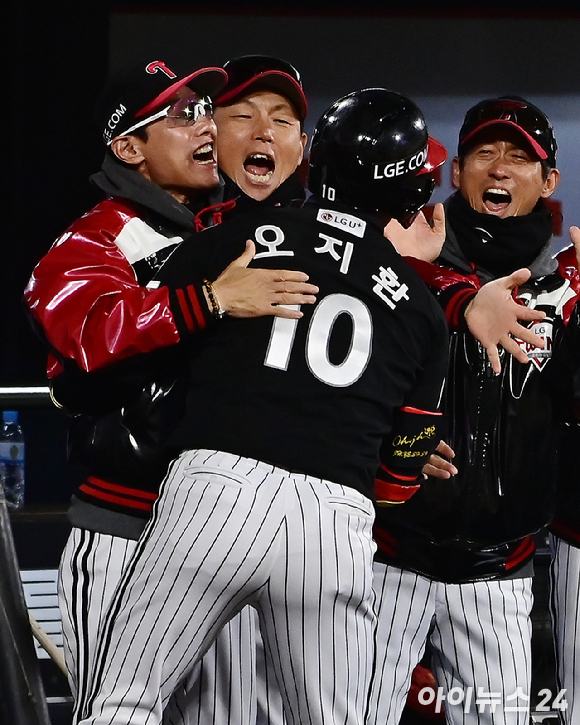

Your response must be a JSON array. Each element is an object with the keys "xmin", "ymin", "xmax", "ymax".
[
  {"xmin": 74, "ymin": 88, "xmax": 449, "ymax": 725},
  {"xmin": 164, "ymin": 55, "xmax": 309, "ymax": 725}
]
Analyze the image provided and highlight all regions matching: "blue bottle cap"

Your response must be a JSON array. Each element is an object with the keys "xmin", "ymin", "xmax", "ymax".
[{"xmin": 2, "ymin": 411, "xmax": 18, "ymax": 423}]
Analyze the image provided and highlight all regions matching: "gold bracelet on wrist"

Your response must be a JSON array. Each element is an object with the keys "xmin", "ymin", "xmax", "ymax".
[{"xmin": 203, "ymin": 279, "xmax": 226, "ymax": 319}]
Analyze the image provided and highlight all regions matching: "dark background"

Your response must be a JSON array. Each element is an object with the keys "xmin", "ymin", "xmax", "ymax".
[
  {"xmin": 2, "ymin": 4, "xmax": 571, "ymax": 721},
  {"xmin": 4, "ymin": 0, "xmax": 580, "ymax": 506}
]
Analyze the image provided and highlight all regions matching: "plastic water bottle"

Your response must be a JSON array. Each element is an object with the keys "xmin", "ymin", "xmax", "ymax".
[{"xmin": 0, "ymin": 410, "xmax": 25, "ymax": 509}]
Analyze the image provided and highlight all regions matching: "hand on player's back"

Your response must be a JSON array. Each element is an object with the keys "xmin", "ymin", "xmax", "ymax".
[
  {"xmin": 212, "ymin": 240, "xmax": 318, "ymax": 319},
  {"xmin": 385, "ymin": 203, "xmax": 446, "ymax": 263}
]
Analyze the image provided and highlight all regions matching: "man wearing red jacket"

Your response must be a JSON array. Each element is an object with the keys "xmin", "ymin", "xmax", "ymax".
[{"xmin": 24, "ymin": 55, "xmax": 317, "ymax": 725}]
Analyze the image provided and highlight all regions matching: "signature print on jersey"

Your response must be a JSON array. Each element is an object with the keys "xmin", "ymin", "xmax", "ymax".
[{"xmin": 393, "ymin": 424, "xmax": 437, "ymax": 460}]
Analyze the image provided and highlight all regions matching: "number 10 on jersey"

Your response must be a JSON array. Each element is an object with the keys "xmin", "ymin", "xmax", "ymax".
[{"xmin": 264, "ymin": 293, "xmax": 372, "ymax": 387}]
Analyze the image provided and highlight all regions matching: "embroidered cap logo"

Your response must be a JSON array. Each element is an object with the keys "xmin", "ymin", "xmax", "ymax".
[{"xmin": 145, "ymin": 61, "xmax": 177, "ymax": 79}]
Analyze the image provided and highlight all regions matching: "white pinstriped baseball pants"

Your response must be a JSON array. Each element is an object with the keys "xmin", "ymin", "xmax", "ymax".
[
  {"xmin": 549, "ymin": 533, "xmax": 580, "ymax": 725},
  {"xmin": 59, "ymin": 529, "xmax": 282, "ymax": 725},
  {"xmin": 75, "ymin": 449, "xmax": 377, "ymax": 725},
  {"xmin": 367, "ymin": 562, "xmax": 533, "ymax": 725}
]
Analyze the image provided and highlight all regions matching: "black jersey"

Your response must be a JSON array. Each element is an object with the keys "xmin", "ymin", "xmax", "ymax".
[{"xmin": 157, "ymin": 198, "xmax": 449, "ymax": 498}]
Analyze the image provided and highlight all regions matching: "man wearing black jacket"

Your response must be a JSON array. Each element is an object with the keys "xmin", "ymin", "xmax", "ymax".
[{"xmin": 367, "ymin": 97, "xmax": 580, "ymax": 725}]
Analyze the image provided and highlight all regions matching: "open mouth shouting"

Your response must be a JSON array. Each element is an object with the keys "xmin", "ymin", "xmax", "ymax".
[
  {"xmin": 192, "ymin": 143, "xmax": 216, "ymax": 164},
  {"xmin": 482, "ymin": 188, "xmax": 511, "ymax": 214},
  {"xmin": 244, "ymin": 153, "xmax": 275, "ymax": 182}
]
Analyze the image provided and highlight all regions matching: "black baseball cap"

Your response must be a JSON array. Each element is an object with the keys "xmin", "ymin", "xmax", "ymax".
[
  {"xmin": 214, "ymin": 55, "xmax": 308, "ymax": 121},
  {"xmin": 458, "ymin": 96, "xmax": 557, "ymax": 168},
  {"xmin": 95, "ymin": 58, "xmax": 228, "ymax": 145}
]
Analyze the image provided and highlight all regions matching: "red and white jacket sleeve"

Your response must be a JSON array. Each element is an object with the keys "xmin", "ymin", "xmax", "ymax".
[{"xmin": 24, "ymin": 208, "xmax": 212, "ymax": 377}]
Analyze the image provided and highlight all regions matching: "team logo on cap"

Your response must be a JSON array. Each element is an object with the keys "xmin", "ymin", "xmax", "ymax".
[
  {"xmin": 145, "ymin": 61, "xmax": 177, "ymax": 79},
  {"xmin": 102, "ymin": 60, "xmax": 178, "ymax": 143},
  {"xmin": 373, "ymin": 146, "xmax": 428, "ymax": 180}
]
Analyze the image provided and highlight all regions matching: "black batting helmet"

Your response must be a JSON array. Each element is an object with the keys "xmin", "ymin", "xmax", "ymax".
[{"xmin": 308, "ymin": 88, "xmax": 446, "ymax": 226}]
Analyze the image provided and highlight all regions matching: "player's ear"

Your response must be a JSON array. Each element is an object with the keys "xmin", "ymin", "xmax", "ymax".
[
  {"xmin": 451, "ymin": 157, "xmax": 461, "ymax": 190},
  {"xmin": 292, "ymin": 132, "xmax": 308, "ymax": 174},
  {"xmin": 110, "ymin": 135, "xmax": 146, "ymax": 166},
  {"xmin": 540, "ymin": 168, "xmax": 560, "ymax": 199}
]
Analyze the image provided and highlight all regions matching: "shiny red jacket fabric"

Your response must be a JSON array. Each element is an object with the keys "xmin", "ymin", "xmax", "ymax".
[
  {"xmin": 549, "ymin": 247, "xmax": 580, "ymax": 546},
  {"xmin": 22, "ymin": 172, "xmax": 301, "ymax": 538},
  {"xmin": 23, "ymin": 197, "xmax": 209, "ymax": 378},
  {"xmin": 23, "ymin": 193, "xmax": 214, "ymax": 538}
]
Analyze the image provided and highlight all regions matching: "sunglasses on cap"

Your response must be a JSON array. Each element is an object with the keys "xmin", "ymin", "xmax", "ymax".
[
  {"xmin": 111, "ymin": 94, "xmax": 213, "ymax": 144},
  {"xmin": 222, "ymin": 55, "xmax": 302, "ymax": 88},
  {"xmin": 459, "ymin": 97, "xmax": 557, "ymax": 166}
]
